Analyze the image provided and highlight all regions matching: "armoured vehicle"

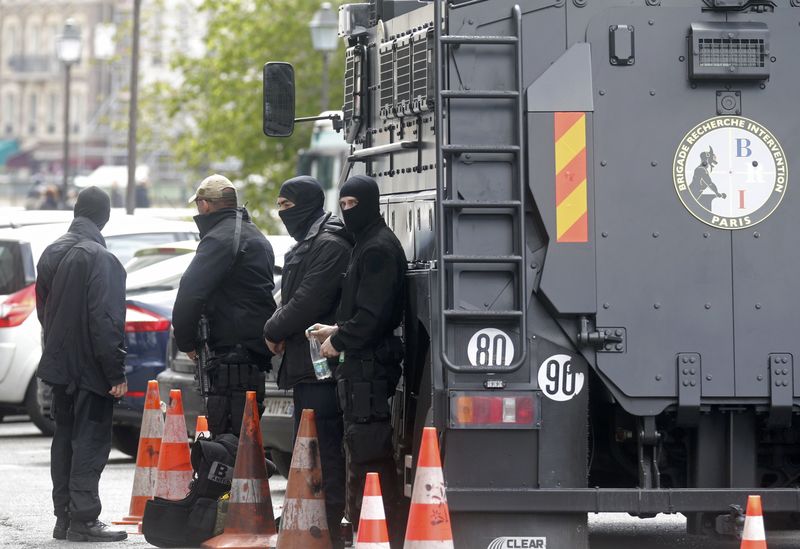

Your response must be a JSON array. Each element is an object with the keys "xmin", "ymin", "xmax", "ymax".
[{"xmin": 263, "ymin": 0, "xmax": 800, "ymax": 546}]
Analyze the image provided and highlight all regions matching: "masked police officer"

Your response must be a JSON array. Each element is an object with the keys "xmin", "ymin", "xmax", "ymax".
[
  {"xmin": 263, "ymin": 176, "xmax": 353, "ymax": 547},
  {"xmin": 309, "ymin": 175, "xmax": 406, "ymax": 541},
  {"xmin": 36, "ymin": 187, "xmax": 128, "ymax": 542},
  {"xmin": 173, "ymin": 174, "xmax": 276, "ymax": 436}
]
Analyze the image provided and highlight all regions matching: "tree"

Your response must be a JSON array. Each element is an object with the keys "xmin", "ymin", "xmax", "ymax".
[{"xmin": 145, "ymin": 0, "xmax": 345, "ymax": 231}]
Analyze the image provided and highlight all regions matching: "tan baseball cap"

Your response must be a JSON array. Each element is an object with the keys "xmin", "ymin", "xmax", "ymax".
[{"xmin": 188, "ymin": 174, "xmax": 236, "ymax": 204}]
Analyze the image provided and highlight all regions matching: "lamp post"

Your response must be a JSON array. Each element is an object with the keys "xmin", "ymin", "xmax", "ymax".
[
  {"xmin": 309, "ymin": 2, "xmax": 339, "ymax": 112},
  {"xmin": 56, "ymin": 19, "xmax": 82, "ymax": 205}
]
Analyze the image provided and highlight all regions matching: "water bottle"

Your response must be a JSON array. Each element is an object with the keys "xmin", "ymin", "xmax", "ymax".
[{"xmin": 308, "ymin": 330, "xmax": 333, "ymax": 380}]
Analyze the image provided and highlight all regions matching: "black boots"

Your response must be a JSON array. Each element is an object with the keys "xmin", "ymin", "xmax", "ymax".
[
  {"xmin": 53, "ymin": 516, "xmax": 70, "ymax": 540},
  {"xmin": 66, "ymin": 520, "xmax": 127, "ymax": 542}
]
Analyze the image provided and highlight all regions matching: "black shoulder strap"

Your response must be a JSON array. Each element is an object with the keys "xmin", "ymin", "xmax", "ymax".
[{"xmin": 229, "ymin": 209, "xmax": 243, "ymax": 271}]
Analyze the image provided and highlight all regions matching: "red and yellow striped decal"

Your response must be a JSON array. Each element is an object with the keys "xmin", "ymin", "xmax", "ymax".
[{"xmin": 554, "ymin": 112, "xmax": 588, "ymax": 243}]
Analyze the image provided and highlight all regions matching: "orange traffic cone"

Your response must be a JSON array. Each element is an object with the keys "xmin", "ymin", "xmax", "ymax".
[
  {"xmin": 153, "ymin": 389, "xmax": 192, "ymax": 500},
  {"xmin": 741, "ymin": 495, "xmax": 768, "ymax": 549},
  {"xmin": 114, "ymin": 380, "xmax": 164, "ymax": 525},
  {"xmin": 404, "ymin": 427, "xmax": 454, "ymax": 549},
  {"xmin": 356, "ymin": 472, "xmax": 390, "ymax": 549},
  {"xmin": 195, "ymin": 415, "xmax": 211, "ymax": 441},
  {"xmin": 203, "ymin": 391, "xmax": 278, "ymax": 549},
  {"xmin": 276, "ymin": 408, "xmax": 331, "ymax": 549}
]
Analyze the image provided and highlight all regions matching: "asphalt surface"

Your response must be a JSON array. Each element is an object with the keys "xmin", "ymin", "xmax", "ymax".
[{"xmin": 1, "ymin": 416, "xmax": 799, "ymax": 548}]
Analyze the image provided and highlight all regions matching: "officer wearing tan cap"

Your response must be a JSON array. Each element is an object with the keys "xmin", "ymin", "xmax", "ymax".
[{"xmin": 173, "ymin": 174, "xmax": 277, "ymax": 436}]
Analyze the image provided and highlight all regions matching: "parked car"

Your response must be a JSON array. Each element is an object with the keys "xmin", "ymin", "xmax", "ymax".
[
  {"xmin": 156, "ymin": 235, "xmax": 295, "ymax": 473},
  {"xmin": 124, "ymin": 240, "xmax": 199, "ymax": 273},
  {"xmin": 0, "ymin": 215, "xmax": 200, "ymax": 435}
]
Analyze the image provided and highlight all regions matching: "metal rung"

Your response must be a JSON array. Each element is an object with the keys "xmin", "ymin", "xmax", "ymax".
[
  {"xmin": 443, "ymin": 254, "xmax": 523, "ymax": 264},
  {"xmin": 442, "ymin": 144, "xmax": 520, "ymax": 154},
  {"xmin": 444, "ymin": 309, "xmax": 524, "ymax": 318},
  {"xmin": 441, "ymin": 90, "xmax": 519, "ymax": 99},
  {"xmin": 442, "ymin": 199, "xmax": 522, "ymax": 209},
  {"xmin": 441, "ymin": 35, "xmax": 518, "ymax": 45}
]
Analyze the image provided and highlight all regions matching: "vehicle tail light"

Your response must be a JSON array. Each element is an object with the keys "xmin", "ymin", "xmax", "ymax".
[
  {"xmin": 450, "ymin": 391, "xmax": 538, "ymax": 429},
  {"xmin": 0, "ymin": 284, "xmax": 36, "ymax": 328},
  {"xmin": 126, "ymin": 391, "xmax": 145, "ymax": 398},
  {"xmin": 125, "ymin": 305, "xmax": 170, "ymax": 333}
]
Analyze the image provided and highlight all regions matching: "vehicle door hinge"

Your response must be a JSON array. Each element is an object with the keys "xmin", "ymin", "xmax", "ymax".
[{"xmin": 577, "ymin": 317, "xmax": 625, "ymax": 352}]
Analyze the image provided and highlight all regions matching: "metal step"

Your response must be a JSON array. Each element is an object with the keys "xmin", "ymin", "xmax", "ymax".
[
  {"xmin": 441, "ymin": 35, "xmax": 518, "ymax": 45},
  {"xmin": 441, "ymin": 90, "xmax": 519, "ymax": 99},
  {"xmin": 442, "ymin": 199, "xmax": 522, "ymax": 209},
  {"xmin": 444, "ymin": 309, "xmax": 524, "ymax": 318},
  {"xmin": 443, "ymin": 254, "xmax": 523, "ymax": 264},
  {"xmin": 442, "ymin": 144, "xmax": 520, "ymax": 154}
]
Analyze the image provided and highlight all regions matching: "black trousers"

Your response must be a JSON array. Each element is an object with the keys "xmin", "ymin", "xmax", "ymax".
[
  {"xmin": 51, "ymin": 386, "xmax": 113, "ymax": 521},
  {"xmin": 206, "ymin": 363, "xmax": 265, "ymax": 437},
  {"xmin": 293, "ymin": 382, "xmax": 346, "ymax": 535}
]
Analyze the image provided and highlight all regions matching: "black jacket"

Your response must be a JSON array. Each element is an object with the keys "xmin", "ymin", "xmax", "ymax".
[
  {"xmin": 263, "ymin": 213, "xmax": 353, "ymax": 389},
  {"xmin": 331, "ymin": 217, "xmax": 406, "ymax": 352},
  {"xmin": 173, "ymin": 208, "xmax": 276, "ymax": 364},
  {"xmin": 36, "ymin": 217, "xmax": 127, "ymax": 397}
]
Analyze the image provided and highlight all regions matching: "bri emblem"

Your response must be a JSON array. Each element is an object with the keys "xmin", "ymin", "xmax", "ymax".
[{"xmin": 673, "ymin": 116, "xmax": 787, "ymax": 229}]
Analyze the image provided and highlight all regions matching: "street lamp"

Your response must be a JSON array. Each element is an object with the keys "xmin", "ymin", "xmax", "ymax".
[
  {"xmin": 309, "ymin": 2, "xmax": 339, "ymax": 112},
  {"xmin": 56, "ymin": 19, "xmax": 82, "ymax": 205}
]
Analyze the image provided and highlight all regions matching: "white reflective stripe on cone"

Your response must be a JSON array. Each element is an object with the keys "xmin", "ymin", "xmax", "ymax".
[
  {"xmin": 410, "ymin": 466, "xmax": 447, "ymax": 505},
  {"xmin": 155, "ymin": 470, "xmax": 192, "ymax": 499},
  {"xmin": 357, "ymin": 542, "xmax": 390, "ymax": 549},
  {"xmin": 403, "ymin": 541, "xmax": 454, "ymax": 549},
  {"xmin": 140, "ymin": 411, "xmax": 163, "ymax": 437},
  {"xmin": 229, "ymin": 478, "xmax": 268, "ymax": 504},
  {"xmin": 360, "ymin": 495, "xmax": 386, "ymax": 521},
  {"xmin": 289, "ymin": 437, "xmax": 318, "ymax": 470},
  {"xmin": 281, "ymin": 497, "xmax": 327, "ymax": 530},
  {"xmin": 131, "ymin": 467, "xmax": 157, "ymax": 496},
  {"xmin": 162, "ymin": 417, "xmax": 186, "ymax": 442},
  {"xmin": 742, "ymin": 515, "xmax": 766, "ymax": 541}
]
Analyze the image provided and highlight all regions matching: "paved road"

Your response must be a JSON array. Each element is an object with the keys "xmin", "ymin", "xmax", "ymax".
[{"xmin": 1, "ymin": 416, "xmax": 798, "ymax": 548}]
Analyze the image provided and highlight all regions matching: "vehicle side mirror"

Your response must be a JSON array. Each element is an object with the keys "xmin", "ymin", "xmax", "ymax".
[{"xmin": 263, "ymin": 62, "xmax": 296, "ymax": 137}]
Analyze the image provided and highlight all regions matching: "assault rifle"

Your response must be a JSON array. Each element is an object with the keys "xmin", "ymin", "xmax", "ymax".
[{"xmin": 195, "ymin": 315, "xmax": 212, "ymax": 397}]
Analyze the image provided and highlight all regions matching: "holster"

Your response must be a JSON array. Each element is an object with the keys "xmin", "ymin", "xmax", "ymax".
[{"xmin": 335, "ymin": 336, "xmax": 403, "ymax": 424}]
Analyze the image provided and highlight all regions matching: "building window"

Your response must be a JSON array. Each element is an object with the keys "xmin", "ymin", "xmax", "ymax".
[
  {"xmin": 3, "ymin": 94, "xmax": 17, "ymax": 135},
  {"xmin": 4, "ymin": 25, "xmax": 19, "ymax": 59},
  {"xmin": 47, "ymin": 92, "xmax": 57, "ymax": 134},
  {"xmin": 28, "ymin": 94, "xmax": 38, "ymax": 135}
]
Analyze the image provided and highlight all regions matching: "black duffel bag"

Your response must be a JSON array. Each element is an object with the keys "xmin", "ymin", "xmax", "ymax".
[{"xmin": 142, "ymin": 434, "xmax": 238, "ymax": 548}]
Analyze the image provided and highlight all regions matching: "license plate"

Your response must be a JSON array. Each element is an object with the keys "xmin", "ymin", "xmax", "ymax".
[{"xmin": 263, "ymin": 397, "xmax": 294, "ymax": 418}]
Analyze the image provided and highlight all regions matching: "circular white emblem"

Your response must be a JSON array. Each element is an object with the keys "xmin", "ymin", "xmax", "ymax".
[
  {"xmin": 467, "ymin": 328, "xmax": 514, "ymax": 367},
  {"xmin": 673, "ymin": 116, "xmax": 788, "ymax": 229},
  {"xmin": 537, "ymin": 354, "xmax": 585, "ymax": 402}
]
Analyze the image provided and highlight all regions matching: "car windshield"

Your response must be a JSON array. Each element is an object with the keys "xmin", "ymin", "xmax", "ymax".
[{"xmin": 126, "ymin": 253, "xmax": 195, "ymax": 294}]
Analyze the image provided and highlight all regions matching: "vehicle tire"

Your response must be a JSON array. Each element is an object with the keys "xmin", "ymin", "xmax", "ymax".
[
  {"xmin": 25, "ymin": 379, "xmax": 55, "ymax": 436},
  {"xmin": 112, "ymin": 425, "xmax": 140, "ymax": 458},
  {"xmin": 270, "ymin": 449, "xmax": 292, "ymax": 478}
]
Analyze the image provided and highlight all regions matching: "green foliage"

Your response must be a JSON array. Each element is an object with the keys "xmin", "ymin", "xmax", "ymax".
[{"xmin": 144, "ymin": 0, "xmax": 345, "ymax": 231}]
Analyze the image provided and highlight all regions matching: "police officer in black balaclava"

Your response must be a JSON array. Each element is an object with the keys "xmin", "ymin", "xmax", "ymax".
[
  {"xmin": 36, "ymin": 186, "xmax": 128, "ymax": 542},
  {"xmin": 263, "ymin": 176, "xmax": 353, "ymax": 547},
  {"xmin": 308, "ymin": 175, "xmax": 407, "ymax": 545}
]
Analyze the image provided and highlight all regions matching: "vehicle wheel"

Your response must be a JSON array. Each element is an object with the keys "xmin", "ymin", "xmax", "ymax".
[
  {"xmin": 112, "ymin": 425, "xmax": 140, "ymax": 458},
  {"xmin": 270, "ymin": 449, "xmax": 292, "ymax": 478},
  {"xmin": 25, "ymin": 379, "xmax": 55, "ymax": 436}
]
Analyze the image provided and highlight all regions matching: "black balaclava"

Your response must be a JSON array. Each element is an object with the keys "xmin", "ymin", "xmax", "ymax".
[
  {"xmin": 339, "ymin": 175, "xmax": 380, "ymax": 236},
  {"xmin": 278, "ymin": 176, "xmax": 326, "ymax": 241},
  {"xmin": 74, "ymin": 186, "xmax": 111, "ymax": 230}
]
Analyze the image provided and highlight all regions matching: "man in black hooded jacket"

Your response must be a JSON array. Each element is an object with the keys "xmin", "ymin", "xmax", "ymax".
[
  {"xmin": 173, "ymin": 174, "xmax": 276, "ymax": 436},
  {"xmin": 36, "ymin": 186, "xmax": 128, "ymax": 542},
  {"xmin": 309, "ymin": 175, "xmax": 407, "ymax": 541},
  {"xmin": 263, "ymin": 176, "xmax": 352, "ymax": 546}
]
